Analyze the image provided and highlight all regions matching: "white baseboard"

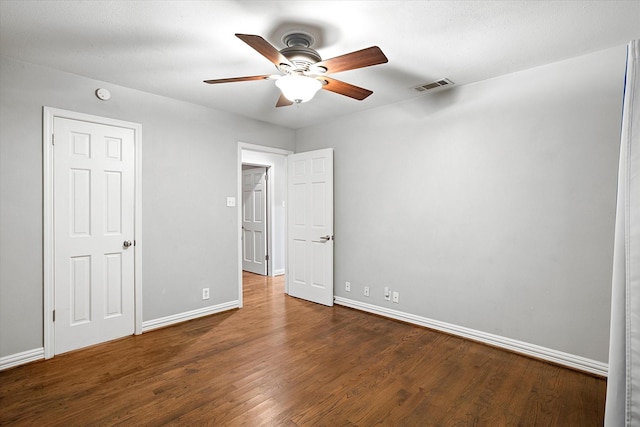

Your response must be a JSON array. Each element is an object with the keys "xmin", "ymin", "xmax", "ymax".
[
  {"xmin": 272, "ymin": 269, "xmax": 285, "ymax": 276},
  {"xmin": 2, "ymin": 300, "xmax": 607, "ymax": 377},
  {"xmin": 142, "ymin": 300, "xmax": 240, "ymax": 333},
  {"xmin": 0, "ymin": 347, "xmax": 44, "ymax": 371},
  {"xmin": 334, "ymin": 296, "xmax": 608, "ymax": 377},
  {"xmin": 1, "ymin": 302, "xmax": 239, "ymax": 371}
]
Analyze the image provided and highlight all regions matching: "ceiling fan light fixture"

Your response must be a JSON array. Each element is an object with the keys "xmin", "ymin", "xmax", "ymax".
[
  {"xmin": 275, "ymin": 74, "xmax": 322, "ymax": 103},
  {"xmin": 205, "ymin": 33, "xmax": 389, "ymax": 108}
]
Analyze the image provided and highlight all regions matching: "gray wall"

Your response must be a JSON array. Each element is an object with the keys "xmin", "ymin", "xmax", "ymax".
[
  {"xmin": 0, "ymin": 56, "xmax": 295, "ymax": 357},
  {"xmin": 296, "ymin": 46, "xmax": 626, "ymax": 362}
]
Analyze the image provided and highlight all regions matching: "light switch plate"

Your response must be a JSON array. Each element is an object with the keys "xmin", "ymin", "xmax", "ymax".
[{"xmin": 226, "ymin": 197, "xmax": 236, "ymax": 207}]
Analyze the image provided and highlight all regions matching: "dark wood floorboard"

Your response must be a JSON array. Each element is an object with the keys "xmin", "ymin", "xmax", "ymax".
[{"xmin": 0, "ymin": 272, "xmax": 606, "ymax": 426}]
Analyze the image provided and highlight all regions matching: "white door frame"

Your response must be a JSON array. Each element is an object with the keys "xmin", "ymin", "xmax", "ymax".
[
  {"xmin": 43, "ymin": 107, "xmax": 143, "ymax": 359},
  {"xmin": 237, "ymin": 142, "xmax": 292, "ymax": 307}
]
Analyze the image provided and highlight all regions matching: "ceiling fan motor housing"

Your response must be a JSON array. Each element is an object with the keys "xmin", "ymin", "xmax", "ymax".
[{"xmin": 280, "ymin": 32, "xmax": 321, "ymax": 70}]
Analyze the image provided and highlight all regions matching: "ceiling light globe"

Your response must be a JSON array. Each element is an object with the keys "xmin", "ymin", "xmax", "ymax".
[{"xmin": 275, "ymin": 75, "xmax": 322, "ymax": 103}]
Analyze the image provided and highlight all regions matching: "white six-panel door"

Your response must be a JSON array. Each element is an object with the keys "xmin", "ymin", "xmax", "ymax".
[
  {"xmin": 287, "ymin": 149, "xmax": 334, "ymax": 306},
  {"xmin": 53, "ymin": 117, "xmax": 135, "ymax": 354},
  {"xmin": 242, "ymin": 167, "xmax": 268, "ymax": 275}
]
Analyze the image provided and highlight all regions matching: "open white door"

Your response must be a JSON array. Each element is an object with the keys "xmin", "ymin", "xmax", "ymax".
[
  {"xmin": 287, "ymin": 148, "xmax": 334, "ymax": 306},
  {"xmin": 242, "ymin": 166, "xmax": 268, "ymax": 275}
]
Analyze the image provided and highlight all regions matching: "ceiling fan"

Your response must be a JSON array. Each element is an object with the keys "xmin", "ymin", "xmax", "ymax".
[{"xmin": 204, "ymin": 32, "xmax": 388, "ymax": 107}]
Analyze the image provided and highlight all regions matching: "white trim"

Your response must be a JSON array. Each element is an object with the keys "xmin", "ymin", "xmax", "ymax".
[
  {"xmin": 141, "ymin": 301, "xmax": 239, "ymax": 333},
  {"xmin": 134, "ymin": 121, "xmax": 143, "ymax": 336},
  {"xmin": 334, "ymin": 296, "xmax": 608, "ymax": 377},
  {"xmin": 272, "ymin": 268, "xmax": 285, "ymax": 276},
  {"xmin": 43, "ymin": 107, "xmax": 143, "ymax": 359},
  {"xmin": 0, "ymin": 348, "xmax": 44, "ymax": 371},
  {"xmin": 43, "ymin": 110, "xmax": 54, "ymax": 359},
  {"xmin": 237, "ymin": 142, "xmax": 293, "ymax": 302},
  {"xmin": 240, "ymin": 142, "xmax": 293, "ymax": 156}
]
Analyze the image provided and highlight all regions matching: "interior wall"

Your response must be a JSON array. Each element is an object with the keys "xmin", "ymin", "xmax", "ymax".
[
  {"xmin": 295, "ymin": 46, "xmax": 626, "ymax": 362},
  {"xmin": 0, "ymin": 55, "xmax": 295, "ymax": 358}
]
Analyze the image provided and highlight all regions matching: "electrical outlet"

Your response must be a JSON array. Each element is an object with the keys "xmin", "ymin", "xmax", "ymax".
[
  {"xmin": 364, "ymin": 286, "xmax": 370, "ymax": 297},
  {"xmin": 384, "ymin": 286, "xmax": 391, "ymax": 301},
  {"xmin": 345, "ymin": 281, "xmax": 351, "ymax": 292},
  {"xmin": 202, "ymin": 288, "xmax": 210, "ymax": 300},
  {"xmin": 392, "ymin": 291, "xmax": 399, "ymax": 303}
]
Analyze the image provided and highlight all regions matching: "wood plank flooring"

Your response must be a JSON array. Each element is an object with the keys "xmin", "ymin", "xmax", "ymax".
[{"xmin": 1, "ymin": 272, "xmax": 606, "ymax": 426}]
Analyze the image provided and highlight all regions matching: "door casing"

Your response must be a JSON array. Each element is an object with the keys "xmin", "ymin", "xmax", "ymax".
[{"xmin": 43, "ymin": 107, "xmax": 143, "ymax": 359}]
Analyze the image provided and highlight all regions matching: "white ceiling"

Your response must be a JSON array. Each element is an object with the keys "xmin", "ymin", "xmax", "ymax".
[{"xmin": 1, "ymin": 1, "xmax": 639, "ymax": 129}]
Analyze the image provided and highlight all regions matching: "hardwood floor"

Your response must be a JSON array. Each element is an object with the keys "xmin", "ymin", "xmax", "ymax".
[{"xmin": 1, "ymin": 272, "xmax": 606, "ymax": 426}]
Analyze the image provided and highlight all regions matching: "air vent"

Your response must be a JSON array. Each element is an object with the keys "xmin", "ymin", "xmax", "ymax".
[{"xmin": 413, "ymin": 78, "xmax": 454, "ymax": 92}]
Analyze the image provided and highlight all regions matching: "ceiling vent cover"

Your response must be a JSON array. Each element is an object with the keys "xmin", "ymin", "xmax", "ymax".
[{"xmin": 413, "ymin": 78, "xmax": 454, "ymax": 92}]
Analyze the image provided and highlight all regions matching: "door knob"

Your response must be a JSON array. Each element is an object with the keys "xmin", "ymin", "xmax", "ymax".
[
  {"xmin": 320, "ymin": 235, "xmax": 332, "ymax": 241},
  {"xmin": 123, "ymin": 240, "xmax": 132, "ymax": 248}
]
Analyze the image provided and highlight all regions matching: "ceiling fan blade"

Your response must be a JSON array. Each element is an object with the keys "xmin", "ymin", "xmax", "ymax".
[
  {"xmin": 320, "ymin": 77, "xmax": 373, "ymax": 100},
  {"xmin": 203, "ymin": 75, "xmax": 272, "ymax": 84},
  {"xmin": 276, "ymin": 93, "xmax": 294, "ymax": 108},
  {"xmin": 314, "ymin": 46, "xmax": 388, "ymax": 74},
  {"xmin": 236, "ymin": 34, "xmax": 293, "ymax": 68}
]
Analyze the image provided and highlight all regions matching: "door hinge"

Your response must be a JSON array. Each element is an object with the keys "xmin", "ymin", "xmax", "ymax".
[
  {"xmin": 265, "ymin": 173, "xmax": 268, "ymax": 181},
  {"xmin": 53, "ymin": 310, "xmax": 56, "ymax": 322},
  {"xmin": 51, "ymin": 134, "xmax": 55, "ymax": 146},
  {"xmin": 265, "ymin": 254, "xmax": 269, "ymax": 261}
]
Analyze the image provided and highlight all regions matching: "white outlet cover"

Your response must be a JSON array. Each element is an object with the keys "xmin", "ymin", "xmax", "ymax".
[{"xmin": 226, "ymin": 197, "xmax": 236, "ymax": 207}]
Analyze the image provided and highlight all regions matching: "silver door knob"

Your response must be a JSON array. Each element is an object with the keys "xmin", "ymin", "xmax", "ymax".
[
  {"xmin": 123, "ymin": 240, "xmax": 132, "ymax": 248},
  {"xmin": 320, "ymin": 235, "xmax": 332, "ymax": 241}
]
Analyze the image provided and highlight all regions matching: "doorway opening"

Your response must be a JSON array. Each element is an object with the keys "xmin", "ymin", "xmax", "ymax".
[
  {"xmin": 237, "ymin": 143, "xmax": 292, "ymax": 308},
  {"xmin": 242, "ymin": 165, "xmax": 269, "ymax": 276}
]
